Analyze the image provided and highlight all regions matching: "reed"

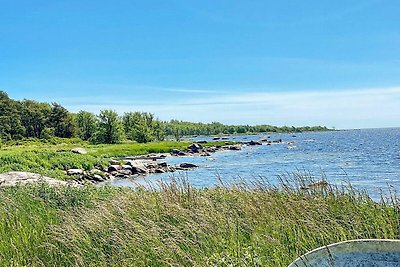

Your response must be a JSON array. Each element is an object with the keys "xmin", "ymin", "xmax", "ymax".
[{"xmin": 0, "ymin": 176, "xmax": 398, "ymax": 266}]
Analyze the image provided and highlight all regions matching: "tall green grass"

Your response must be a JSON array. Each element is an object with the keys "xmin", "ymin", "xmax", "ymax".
[
  {"xmin": 0, "ymin": 140, "xmax": 232, "ymax": 179},
  {"xmin": 0, "ymin": 150, "xmax": 106, "ymax": 179},
  {"xmin": 0, "ymin": 177, "xmax": 398, "ymax": 266}
]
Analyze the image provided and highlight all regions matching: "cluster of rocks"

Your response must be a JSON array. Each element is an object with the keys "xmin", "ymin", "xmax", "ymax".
[
  {"xmin": 66, "ymin": 159, "xmax": 200, "ymax": 184},
  {"xmin": 65, "ymin": 139, "xmax": 287, "ymax": 184},
  {"xmin": 170, "ymin": 142, "xmax": 243, "ymax": 157}
]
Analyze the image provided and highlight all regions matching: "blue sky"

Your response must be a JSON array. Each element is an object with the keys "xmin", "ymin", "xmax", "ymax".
[{"xmin": 0, "ymin": 0, "xmax": 399, "ymax": 129}]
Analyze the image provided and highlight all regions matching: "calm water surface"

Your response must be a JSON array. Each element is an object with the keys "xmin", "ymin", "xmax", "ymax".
[{"xmin": 111, "ymin": 128, "xmax": 400, "ymax": 198}]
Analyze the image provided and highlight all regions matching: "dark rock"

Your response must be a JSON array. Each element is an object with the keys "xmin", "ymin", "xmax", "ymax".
[
  {"xmin": 188, "ymin": 143, "xmax": 203, "ymax": 152},
  {"xmin": 197, "ymin": 140, "xmax": 208, "ymax": 144},
  {"xmin": 180, "ymin": 163, "xmax": 199, "ymax": 169},
  {"xmin": 118, "ymin": 169, "xmax": 132, "ymax": 176},
  {"xmin": 272, "ymin": 139, "xmax": 282, "ymax": 143},
  {"xmin": 212, "ymin": 137, "xmax": 220, "ymax": 140},
  {"xmin": 158, "ymin": 162, "xmax": 168, "ymax": 168},
  {"xmin": 228, "ymin": 145, "xmax": 241, "ymax": 151},
  {"xmin": 205, "ymin": 147, "xmax": 216, "ymax": 153},
  {"xmin": 171, "ymin": 149, "xmax": 180, "ymax": 154},
  {"xmin": 131, "ymin": 166, "xmax": 148, "ymax": 174},
  {"xmin": 108, "ymin": 165, "xmax": 121, "ymax": 172},
  {"xmin": 248, "ymin": 140, "xmax": 262, "ymax": 146},
  {"xmin": 155, "ymin": 168, "xmax": 166, "ymax": 173},
  {"xmin": 71, "ymin": 147, "xmax": 87, "ymax": 154},
  {"xmin": 125, "ymin": 160, "xmax": 135, "ymax": 166}
]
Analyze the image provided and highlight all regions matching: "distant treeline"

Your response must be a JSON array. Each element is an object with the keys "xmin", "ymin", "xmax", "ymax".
[{"xmin": 0, "ymin": 91, "xmax": 330, "ymax": 144}]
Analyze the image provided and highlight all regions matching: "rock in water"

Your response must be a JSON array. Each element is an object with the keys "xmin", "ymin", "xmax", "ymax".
[
  {"xmin": 188, "ymin": 143, "xmax": 203, "ymax": 153},
  {"xmin": 248, "ymin": 140, "xmax": 262, "ymax": 146},
  {"xmin": 180, "ymin": 163, "xmax": 199, "ymax": 169}
]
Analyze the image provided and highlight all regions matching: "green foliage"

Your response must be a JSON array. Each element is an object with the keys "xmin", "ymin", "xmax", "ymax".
[
  {"xmin": 0, "ymin": 180, "xmax": 398, "ymax": 266},
  {"xmin": 122, "ymin": 112, "xmax": 164, "ymax": 143},
  {"xmin": 0, "ymin": 91, "xmax": 25, "ymax": 141},
  {"xmin": 76, "ymin": 111, "xmax": 97, "ymax": 141},
  {"xmin": 0, "ymin": 149, "xmax": 106, "ymax": 179},
  {"xmin": 164, "ymin": 120, "xmax": 331, "ymax": 138},
  {"xmin": 20, "ymin": 100, "xmax": 52, "ymax": 138},
  {"xmin": 95, "ymin": 110, "xmax": 124, "ymax": 144},
  {"xmin": 48, "ymin": 103, "xmax": 77, "ymax": 138}
]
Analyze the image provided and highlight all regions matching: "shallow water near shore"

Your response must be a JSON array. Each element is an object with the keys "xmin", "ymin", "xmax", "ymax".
[{"xmin": 111, "ymin": 128, "xmax": 400, "ymax": 199}]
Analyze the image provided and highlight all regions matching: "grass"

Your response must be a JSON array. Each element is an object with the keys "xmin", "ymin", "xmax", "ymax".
[
  {"xmin": 0, "ymin": 177, "xmax": 398, "ymax": 266},
  {"xmin": 0, "ymin": 139, "xmax": 232, "ymax": 179}
]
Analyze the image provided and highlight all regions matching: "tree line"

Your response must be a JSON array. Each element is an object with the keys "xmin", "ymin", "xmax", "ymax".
[{"xmin": 0, "ymin": 91, "xmax": 329, "ymax": 144}]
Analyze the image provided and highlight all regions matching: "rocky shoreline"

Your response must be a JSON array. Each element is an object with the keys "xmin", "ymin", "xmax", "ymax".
[{"xmin": 66, "ymin": 138, "xmax": 285, "ymax": 184}]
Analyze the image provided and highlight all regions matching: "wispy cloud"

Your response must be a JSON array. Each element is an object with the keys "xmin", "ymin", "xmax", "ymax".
[
  {"xmin": 162, "ymin": 88, "xmax": 226, "ymax": 94},
  {"xmin": 64, "ymin": 86, "xmax": 400, "ymax": 129}
]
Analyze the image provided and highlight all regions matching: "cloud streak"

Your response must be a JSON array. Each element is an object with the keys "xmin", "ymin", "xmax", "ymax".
[{"xmin": 62, "ymin": 86, "xmax": 400, "ymax": 129}]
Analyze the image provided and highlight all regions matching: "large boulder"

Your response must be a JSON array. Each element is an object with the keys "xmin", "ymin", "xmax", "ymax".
[
  {"xmin": 108, "ymin": 165, "xmax": 121, "ymax": 172},
  {"xmin": 121, "ymin": 165, "xmax": 133, "ymax": 171},
  {"xmin": 248, "ymin": 140, "xmax": 262, "ymax": 146},
  {"xmin": 126, "ymin": 160, "xmax": 148, "ymax": 174},
  {"xmin": 0, "ymin": 172, "xmax": 76, "ymax": 187},
  {"xmin": 131, "ymin": 166, "xmax": 148, "ymax": 174},
  {"xmin": 188, "ymin": 143, "xmax": 203, "ymax": 153}
]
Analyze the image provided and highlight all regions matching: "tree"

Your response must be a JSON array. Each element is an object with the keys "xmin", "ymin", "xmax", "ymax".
[
  {"xmin": 76, "ymin": 111, "xmax": 97, "ymax": 141},
  {"xmin": 95, "ymin": 110, "xmax": 124, "ymax": 144},
  {"xmin": 0, "ymin": 91, "xmax": 25, "ymax": 141},
  {"xmin": 20, "ymin": 100, "xmax": 51, "ymax": 138},
  {"xmin": 153, "ymin": 120, "xmax": 165, "ymax": 141},
  {"xmin": 122, "ymin": 112, "xmax": 163, "ymax": 143},
  {"xmin": 48, "ymin": 103, "xmax": 76, "ymax": 138}
]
